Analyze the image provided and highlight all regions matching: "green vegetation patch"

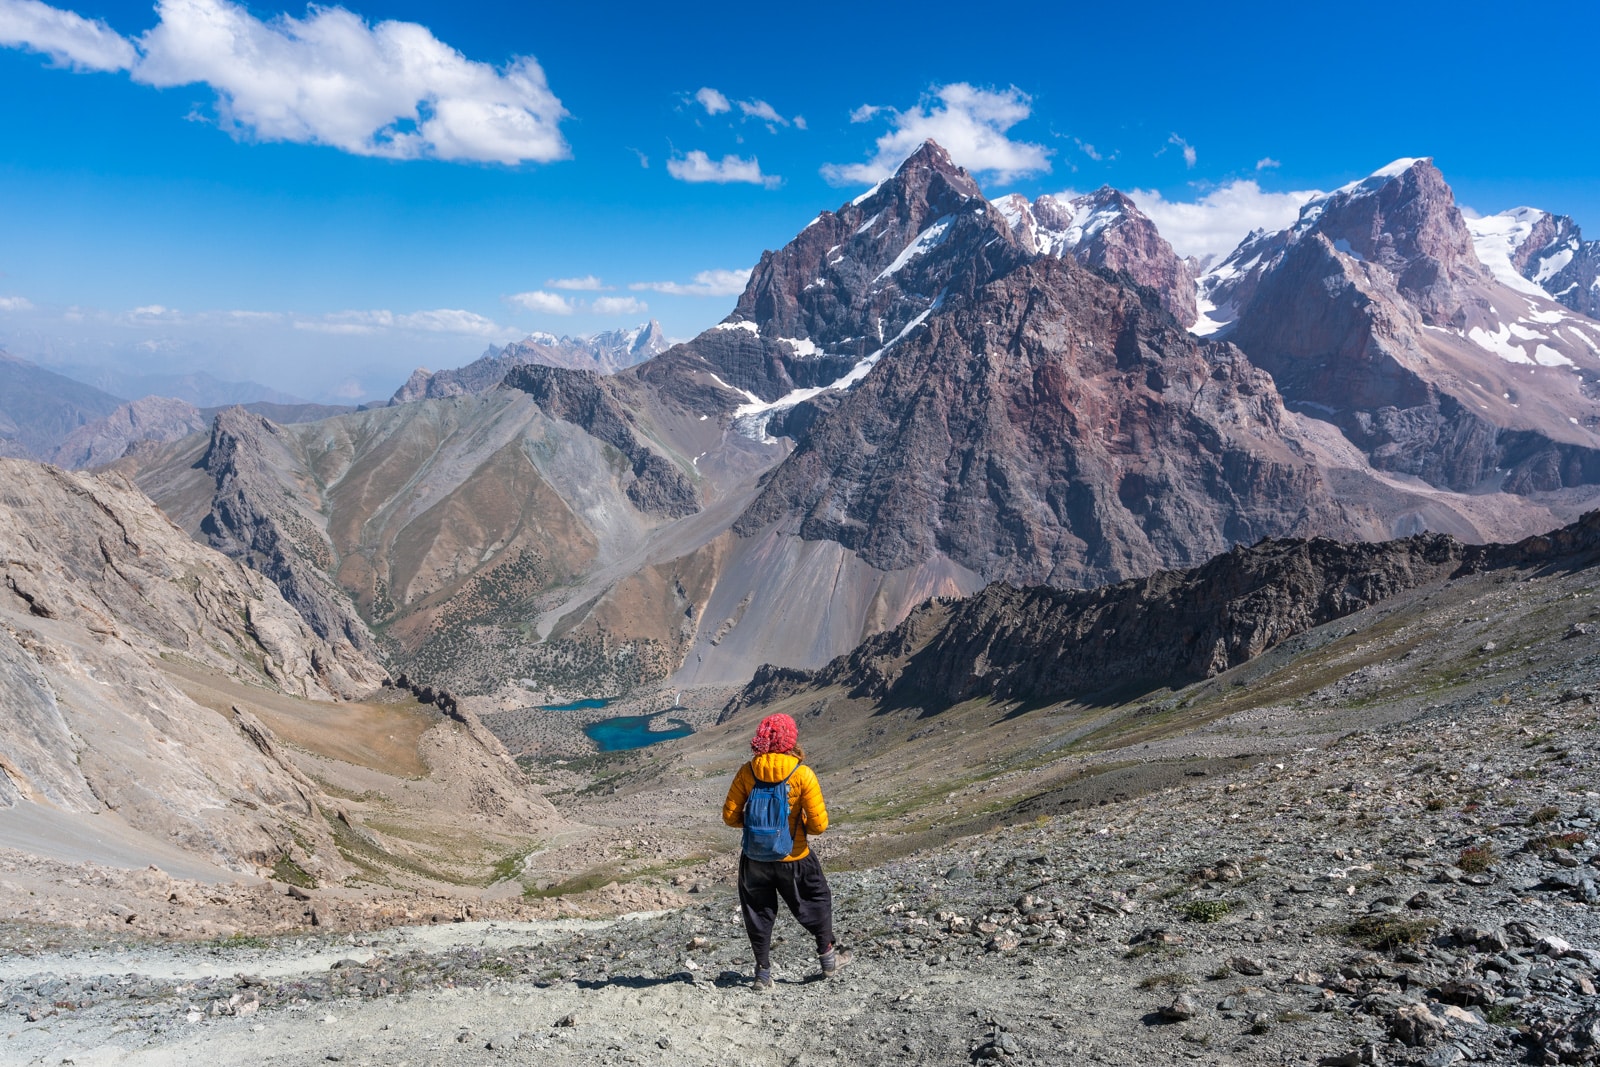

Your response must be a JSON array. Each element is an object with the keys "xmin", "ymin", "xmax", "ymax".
[
  {"xmin": 1180, "ymin": 900, "xmax": 1235, "ymax": 923},
  {"xmin": 1457, "ymin": 845, "xmax": 1496, "ymax": 873},
  {"xmin": 1328, "ymin": 915, "xmax": 1439, "ymax": 951},
  {"xmin": 271, "ymin": 854, "xmax": 316, "ymax": 889}
]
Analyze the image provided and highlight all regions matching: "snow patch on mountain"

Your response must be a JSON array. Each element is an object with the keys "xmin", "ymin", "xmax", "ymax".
[{"xmin": 1466, "ymin": 209, "xmax": 1555, "ymax": 298}]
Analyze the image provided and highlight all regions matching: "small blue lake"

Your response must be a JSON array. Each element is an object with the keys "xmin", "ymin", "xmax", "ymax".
[
  {"xmin": 539, "ymin": 698, "xmax": 614, "ymax": 711},
  {"xmin": 584, "ymin": 713, "xmax": 693, "ymax": 752}
]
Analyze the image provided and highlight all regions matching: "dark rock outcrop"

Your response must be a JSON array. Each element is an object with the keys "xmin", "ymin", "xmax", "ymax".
[{"xmin": 728, "ymin": 510, "xmax": 1600, "ymax": 715}]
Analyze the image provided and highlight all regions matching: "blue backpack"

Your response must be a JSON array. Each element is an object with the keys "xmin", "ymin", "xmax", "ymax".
[{"xmin": 742, "ymin": 763, "xmax": 798, "ymax": 861}]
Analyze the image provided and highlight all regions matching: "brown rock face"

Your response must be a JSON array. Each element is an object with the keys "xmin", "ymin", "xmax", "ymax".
[
  {"xmin": 997, "ymin": 187, "xmax": 1198, "ymax": 325},
  {"xmin": 733, "ymin": 255, "xmax": 1365, "ymax": 589},
  {"xmin": 1301, "ymin": 159, "xmax": 1483, "ymax": 326}
]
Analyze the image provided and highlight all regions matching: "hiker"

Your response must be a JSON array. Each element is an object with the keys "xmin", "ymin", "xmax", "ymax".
[{"xmin": 722, "ymin": 713, "xmax": 846, "ymax": 989}]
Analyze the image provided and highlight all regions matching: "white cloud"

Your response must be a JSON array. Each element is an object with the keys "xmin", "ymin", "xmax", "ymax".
[
  {"xmin": 1255, "ymin": 157, "xmax": 1280, "ymax": 170},
  {"xmin": 130, "ymin": 303, "xmax": 178, "ymax": 317},
  {"xmin": 2, "ymin": 0, "xmax": 570, "ymax": 164},
  {"xmin": 666, "ymin": 150, "xmax": 779, "ymax": 188},
  {"xmin": 821, "ymin": 83, "xmax": 1050, "ymax": 186},
  {"xmin": 591, "ymin": 295, "xmax": 647, "ymax": 316},
  {"xmin": 630, "ymin": 268, "xmax": 751, "ymax": 298},
  {"xmin": 0, "ymin": 295, "xmax": 35, "ymax": 311},
  {"xmin": 0, "ymin": 0, "xmax": 135, "ymax": 71},
  {"xmin": 508, "ymin": 290, "xmax": 575, "ymax": 315},
  {"xmin": 546, "ymin": 275, "xmax": 607, "ymax": 291},
  {"xmin": 395, "ymin": 308, "xmax": 504, "ymax": 335},
  {"xmin": 694, "ymin": 86, "xmax": 730, "ymax": 115},
  {"xmin": 1128, "ymin": 180, "xmax": 1324, "ymax": 260},
  {"xmin": 737, "ymin": 98, "xmax": 785, "ymax": 125},
  {"xmin": 1167, "ymin": 133, "xmax": 1197, "ymax": 168}
]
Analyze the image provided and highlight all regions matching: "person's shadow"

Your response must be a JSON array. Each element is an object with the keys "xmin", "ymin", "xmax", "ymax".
[{"xmin": 572, "ymin": 970, "xmax": 751, "ymax": 991}]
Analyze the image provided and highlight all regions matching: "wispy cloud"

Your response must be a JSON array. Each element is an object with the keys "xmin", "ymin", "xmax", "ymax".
[
  {"xmin": 1128, "ymin": 180, "xmax": 1323, "ymax": 260},
  {"xmin": 507, "ymin": 290, "xmax": 575, "ymax": 315},
  {"xmin": 0, "ymin": 295, "xmax": 36, "ymax": 311},
  {"xmin": 737, "ymin": 98, "xmax": 786, "ymax": 126},
  {"xmin": 1255, "ymin": 157, "xmax": 1281, "ymax": 170},
  {"xmin": 591, "ymin": 295, "xmax": 647, "ymax": 316},
  {"xmin": 0, "ymin": 0, "xmax": 134, "ymax": 70},
  {"xmin": 694, "ymin": 85, "xmax": 802, "ymax": 130},
  {"xmin": 666, "ymin": 150, "xmax": 779, "ymax": 188},
  {"xmin": 630, "ymin": 268, "xmax": 750, "ymax": 297},
  {"xmin": 694, "ymin": 86, "xmax": 730, "ymax": 115},
  {"xmin": 1165, "ymin": 133, "xmax": 1197, "ymax": 168},
  {"xmin": 0, "ymin": 0, "xmax": 571, "ymax": 164},
  {"xmin": 822, "ymin": 83, "xmax": 1051, "ymax": 186},
  {"xmin": 297, "ymin": 307, "xmax": 510, "ymax": 336},
  {"xmin": 546, "ymin": 275, "xmax": 608, "ymax": 291}
]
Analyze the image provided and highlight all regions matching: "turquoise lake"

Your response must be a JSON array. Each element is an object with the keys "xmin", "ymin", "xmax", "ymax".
[
  {"xmin": 584, "ymin": 713, "xmax": 693, "ymax": 752},
  {"xmin": 539, "ymin": 698, "xmax": 614, "ymax": 711}
]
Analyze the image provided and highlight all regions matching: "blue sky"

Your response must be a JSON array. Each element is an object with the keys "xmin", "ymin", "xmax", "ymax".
[{"xmin": 1, "ymin": 0, "xmax": 1596, "ymax": 402}]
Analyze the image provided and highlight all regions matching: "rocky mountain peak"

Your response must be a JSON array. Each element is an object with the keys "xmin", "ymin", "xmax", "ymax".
[
  {"xmin": 996, "ymin": 185, "xmax": 1197, "ymax": 325},
  {"xmin": 1291, "ymin": 157, "xmax": 1482, "ymax": 324},
  {"xmin": 680, "ymin": 140, "xmax": 1028, "ymax": 405}
]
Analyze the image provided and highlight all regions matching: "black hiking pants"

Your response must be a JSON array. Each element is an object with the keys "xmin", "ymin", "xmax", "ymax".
[{"xmin": 738, "ymin": 852, "xmax": 834, "ymax": 970}]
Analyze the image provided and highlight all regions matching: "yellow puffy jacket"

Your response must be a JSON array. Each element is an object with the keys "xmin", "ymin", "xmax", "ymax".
[{"xmin": 722, "ymin": 752, "xmax": 829, "ymax": 862}]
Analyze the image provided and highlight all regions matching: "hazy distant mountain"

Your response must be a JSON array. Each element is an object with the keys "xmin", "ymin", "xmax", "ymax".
[
  {"xmin": 50, "ymin": 397, "xmax": 358, "ymax": 470},
  {"xmin": 391, "ymin": 321, "xmax": 669, "ymax": 404},
  {"xmin": 53, "ymin": 365, "xmax": 307, "ymax": 407},
  {"xmin": 0, "ymin": 353, "xmax": 125, "ymax": 460}
]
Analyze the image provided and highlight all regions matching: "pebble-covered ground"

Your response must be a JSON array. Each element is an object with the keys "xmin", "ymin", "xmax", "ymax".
[{"xmin": 4, "ymin": 680, "xmax": 1598, "ymax": 1066}]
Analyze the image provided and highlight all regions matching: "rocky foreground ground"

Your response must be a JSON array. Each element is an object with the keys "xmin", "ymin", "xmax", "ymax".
[{"xmin": 4, "ymin": 668, "xmax": 1599, "ymax": 1066}]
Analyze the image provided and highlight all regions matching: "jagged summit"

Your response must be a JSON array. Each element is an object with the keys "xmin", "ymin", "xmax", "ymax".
[{"xmin": 995, "ymin": 185, "xmax": 1197, "ymax": 325}]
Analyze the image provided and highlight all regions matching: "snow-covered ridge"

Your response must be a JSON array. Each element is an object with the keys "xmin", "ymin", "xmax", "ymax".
[{"xmin": 1466, "ymin": 208, "xmax": 1555, "ymax": 299}]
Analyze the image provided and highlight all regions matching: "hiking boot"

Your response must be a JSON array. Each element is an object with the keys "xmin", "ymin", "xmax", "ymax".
[
  {"xmin": 752, "ymin": 968, "xmax": 773, "ymax": 991},
  {"xmin": 819, "ymin": 946, "xmax": 850, "ymax": 978}
]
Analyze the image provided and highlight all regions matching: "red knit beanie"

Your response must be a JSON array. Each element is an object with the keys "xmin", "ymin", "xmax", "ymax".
[{"xmin": 751, "ymin": 713, "xmax": 798, "ymax": 754}]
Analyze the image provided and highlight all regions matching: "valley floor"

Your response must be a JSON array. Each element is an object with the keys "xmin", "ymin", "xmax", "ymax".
[{"xmin": 4, "ymin": 685, "xmax": 1598, "ymax": 1066}]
